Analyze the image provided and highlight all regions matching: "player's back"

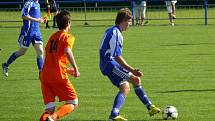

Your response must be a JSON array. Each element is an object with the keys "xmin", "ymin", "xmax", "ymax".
[{"xmin": 41, "ymin": 31, "xmax": 75, "ymax": 83}]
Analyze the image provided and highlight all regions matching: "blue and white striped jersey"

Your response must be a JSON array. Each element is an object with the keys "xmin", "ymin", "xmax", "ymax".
[
  {"xmin": 21, "ymin": 0, "xmax": 41, "ymax": 35},
  {"xmin": 99, "ymin": 26, "xmax": 123, "ymax": 75}
]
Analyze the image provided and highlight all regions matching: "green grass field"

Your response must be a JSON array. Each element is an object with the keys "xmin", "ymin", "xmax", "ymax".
[
  {"xmin": 1, "ymin": 15, "xmax": 215, "ymax": 121},
  {"xmin": 1, "ymin": 6, "xmax": 215, "ymax": 27}
]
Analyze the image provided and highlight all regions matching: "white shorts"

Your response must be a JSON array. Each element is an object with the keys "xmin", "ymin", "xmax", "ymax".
[
  {"xmin": 165, "ymin": 0, "xmax": 177, "ymax": 6},
  {"xmin": 134, "ymin": 1, "xmax": 147, "ymax": 18}
]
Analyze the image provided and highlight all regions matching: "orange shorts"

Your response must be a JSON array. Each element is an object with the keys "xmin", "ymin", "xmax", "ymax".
[{"xmin": 41, "ymin": 80, "xmax": 77, "ymax": 105}]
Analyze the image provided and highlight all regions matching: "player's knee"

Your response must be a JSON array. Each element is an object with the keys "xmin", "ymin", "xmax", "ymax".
[
  {"xmin": 65, "ymin": 99, "xmax": 78, "ymax": 110},
  {"xmin": 65, "ymin": 99, "xmax": 79, "ymax": 109},
  {"xmin": 66, "ymin": 103, "xmax": 78, "ymax": 111},
  {"xmin": 16, "ymin": 50, "xmax": 26, "ymax": 56},
  {"xmin": 45, "ymin": 102, "xmax": 55, "ymax": 113},
  {"xmin": 34, "ymin": 43, "xmax": 44, "ymax": 55},
  {"xmin": 73, "ymin": 104, "xmax": 78, "ymax": 109},
  {"xmin": 37, "ymin": 49, "xmax": 43, "ymax": 56},
  {"xmin": 130, "ymin": 76, "xmax": 141, "ymax": 86},
  {"xmin": 119, "ymin": 81, "xmax": 130, "ymax": 96}
]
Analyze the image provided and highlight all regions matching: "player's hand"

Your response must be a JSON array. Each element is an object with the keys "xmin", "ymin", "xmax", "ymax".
[
  {"xmin": 132, "ymin": 68, "xmax": 143, "ymax": 77},
  {"xmin": 67, "ymin": 67, "xmax": 80, "ymax": 78},
  {"xmin": 39, "ymin": 17, "xmax": 47, "ymax": 24}
]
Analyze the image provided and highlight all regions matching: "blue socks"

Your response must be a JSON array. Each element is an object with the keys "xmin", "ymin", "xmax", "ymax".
[
  {"xmin": 134, "ymin": 85, "xmax": 152, "ymax": 110},
  {"xmin": 110, "ymin": 86, "xmax": 152, "ymax": 118},
  {"xmin": 6, "ymin": 52, "xmax": 18, "ymax": 66},
  {"xmin": 37, "ymin": 56, "xmax": 44, "ymax": 71},
  {"xmin": 5, "ymin": 52, "xmax": 43, "ymax": 72},
  {"xmin": 110, "ymin": 92, "xmax": 126, "ymax": 118}
]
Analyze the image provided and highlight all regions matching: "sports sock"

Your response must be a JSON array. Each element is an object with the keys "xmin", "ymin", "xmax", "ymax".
[
  {"xmin": 6, "ymin": 52, "xmax": 18, "ymax": 66},
  {"xmin": 55, "ymin": 104, "xmax": 74, "ymax": 119},
  {"xmin": 110, "ymin": 92, "xmax": 126, "ymax": 118},
  {"xmin": 134, "ymin": 85, "xmax": 152, "ymax": 110},
  {"xmin": 37, "ymin": 55, "xmax": 44, "ymax": 71}
]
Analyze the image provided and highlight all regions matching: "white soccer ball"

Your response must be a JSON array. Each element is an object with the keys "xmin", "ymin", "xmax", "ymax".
[{"xmin": 162, "ymin": 106, "xmax": 178, "ymax": 120}]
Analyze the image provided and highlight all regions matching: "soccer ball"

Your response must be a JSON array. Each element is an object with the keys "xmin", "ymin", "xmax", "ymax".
[{"xmin": 162, "ymin": 106, "xmax": 178, "ymax": 120}]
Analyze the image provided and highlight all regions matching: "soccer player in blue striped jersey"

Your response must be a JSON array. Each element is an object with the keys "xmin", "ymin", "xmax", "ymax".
[
  {"xmin": 2, "ymin": 0, "xmax": 46, "ymax": 77},
  {"xmin": 99, "ymin": 8, "xmax": 161, "ymax": 121}
]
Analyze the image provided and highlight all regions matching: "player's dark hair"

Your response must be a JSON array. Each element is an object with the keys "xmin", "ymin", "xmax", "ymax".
[
  {"xmin": 115, "ymin": 8, "xmax": 132, "ymax": 25},
  {"xmin": 56, "ymin": 10, "xmax": 71, "ymax": 30}
]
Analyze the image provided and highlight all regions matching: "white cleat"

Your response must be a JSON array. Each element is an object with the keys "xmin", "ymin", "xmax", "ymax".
[
  {"xmin": 45, "ymin": 116, "xmax": 55, "ymax": 121},
  {"xmin": 2, "ymin": 63, "xmax": 9, "ymax": 77},
  {"xmin": 169, "ymin": 22, "xmax": 175, "ymax": 26}
]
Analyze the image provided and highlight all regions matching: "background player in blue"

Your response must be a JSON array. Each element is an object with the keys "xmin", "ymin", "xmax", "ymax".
[
  {"xmin": 2, "ymin": 0, "xmax": 46, "ymax": 77},
  {"xmin": 99, "ymin": 8, "xmax": 161, "ymax": 121}
]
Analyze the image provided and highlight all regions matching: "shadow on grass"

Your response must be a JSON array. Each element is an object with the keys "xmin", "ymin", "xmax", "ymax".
[
  {"xmin": 160, "ymin": 42, "xmax": 215, "ymax": 47},
  {"xmin": 61, "ymin": 119, "xmax": 163, "ymax": 121},
  {"xmin": 188, "ymin": 53, "xmax": 215, "ymax": 56},
  {"xmin": 157, "ymin": 89, "xmax": 215, "ymax": 93}
]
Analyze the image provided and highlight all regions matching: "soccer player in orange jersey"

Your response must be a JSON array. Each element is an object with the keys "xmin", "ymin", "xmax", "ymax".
[{"xmin": 39, "ymin": 10, "xmax": 80, "ymax": 121}]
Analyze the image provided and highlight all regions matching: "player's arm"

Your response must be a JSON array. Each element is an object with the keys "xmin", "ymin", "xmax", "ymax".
[
  {"xmin": 114, "ymin": 56, "xmax": 143, "ymax": 77},
  {"xmin": 65, "ymin": 48, "xmax": 80, "ymax": 77},
  {"xmin": 22, "ymin": 15, "xmax": 46, "ymax": 23},
  {"xmin": 22, "ymin": 2, "xmax": 46, "ymax": 23}
]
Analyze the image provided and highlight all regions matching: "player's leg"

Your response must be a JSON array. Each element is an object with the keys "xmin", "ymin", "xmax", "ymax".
[
  {"xmin": 108, "ymin": 67, "xmax": 132, "ymax": 120},
  {"xmin": 129, "ymin": 75, "xmax": 161, "ymax": 116},
  {"xmin": 45, "ymin": 19, "xmax": 49, "ymax": 29},
  {"xmin": 143, "ymin": 1, "xmax": 149, "ymax": 25},
  {"xmin": 40, "ymin": 102, "xmax": 56, "ymax": 121},
  {"xmin": 171, "ymin": 1, "xmax": 177, "ymax": 19},
  {"xmin": 141, "ymin": 1, "xmax": 147, "ymax": 25},
  {"xmin": 2, "ymin": 35, "xmax": 30, "ymax": 77},
  {"xmin": 51, "ymin": 0, "xmax": 58, "ymax": 28},
  {"xmin": 166, "ymin": 1, "xmax": 174, "ymax": 26},
  {"xmin": 137, "ymin": 7, "xmax": 141, "ymax": 25},
  {"xmin": 46, "ymin": 81, "xmax": 78, "ymax": 120},
  {"xmin": 53, "ymin": 13, "xmax": 57, "ymax": 28},
  {"xmin": 129, "ymin": 76, "xmax": 152, "ymax": 109},
  {"xmin": 46, "ymin": 5, "xmax": 50, "ymax": 29},
  {"xmin": 40, "ymin": 83, "xmax": 56, "ymax": 121},
  {"xmin": 48, "ymin": 101, "xmax": 78, "ymax": 120},
  {"xmin": 33, "ymin": 36, "xmax": 44, "ymax": 72},
  {"xmin": 134, "ymin": 4, "xmax": 139, "ymax": 26},
  {"xmin": 109, "ymin": 83, "xmax": 129, "ymax": 121}
]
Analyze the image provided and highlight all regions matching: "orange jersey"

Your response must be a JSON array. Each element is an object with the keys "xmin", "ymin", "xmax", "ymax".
[{"xmin": 41, "ymin": 30, "xmax": 75, "ymax": 83}]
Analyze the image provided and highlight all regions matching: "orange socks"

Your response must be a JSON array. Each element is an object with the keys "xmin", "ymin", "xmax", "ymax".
[
  {"xmin": 55, "ymin": 104, "xmax": 74, "ymax": 119},
  {"xmin": 40, "ymin": 104, "xmax": 74, "ymax": 121}
]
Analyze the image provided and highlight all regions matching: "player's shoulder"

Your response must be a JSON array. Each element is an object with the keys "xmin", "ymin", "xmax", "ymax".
[
  {"xmin": 106, "ymin": 26, "xmax": 119, "ymax": 34},
  {"xmin": 24, "ymin": 0, "xmax": 33, "ymax": 2},
  {"xmin": 23, "ymin": 0, "xmax": 34, "ymax": 8},
  {"xmin": 24, "ymin": 0, "xmax": 34, "ymax": 4},
  {"xmin": 62, "ymin": 32, "xmax": 74, "ymax": 38},
  {"xmin": 48, "ymin": 31, "xmax": 60, "ymax": 41},
  {"xmin": 112, "ymin": 26, "xmax": 121, "ymax": 36},
  {"xmin": 59, "ymin": 32, "xmax": 75, "ymax": 42}
]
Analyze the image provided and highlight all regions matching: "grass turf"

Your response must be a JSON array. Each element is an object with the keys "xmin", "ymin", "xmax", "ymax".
[{"xmin": 0, "ymin": 15, "xmax": 215, "ymax": 121}]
